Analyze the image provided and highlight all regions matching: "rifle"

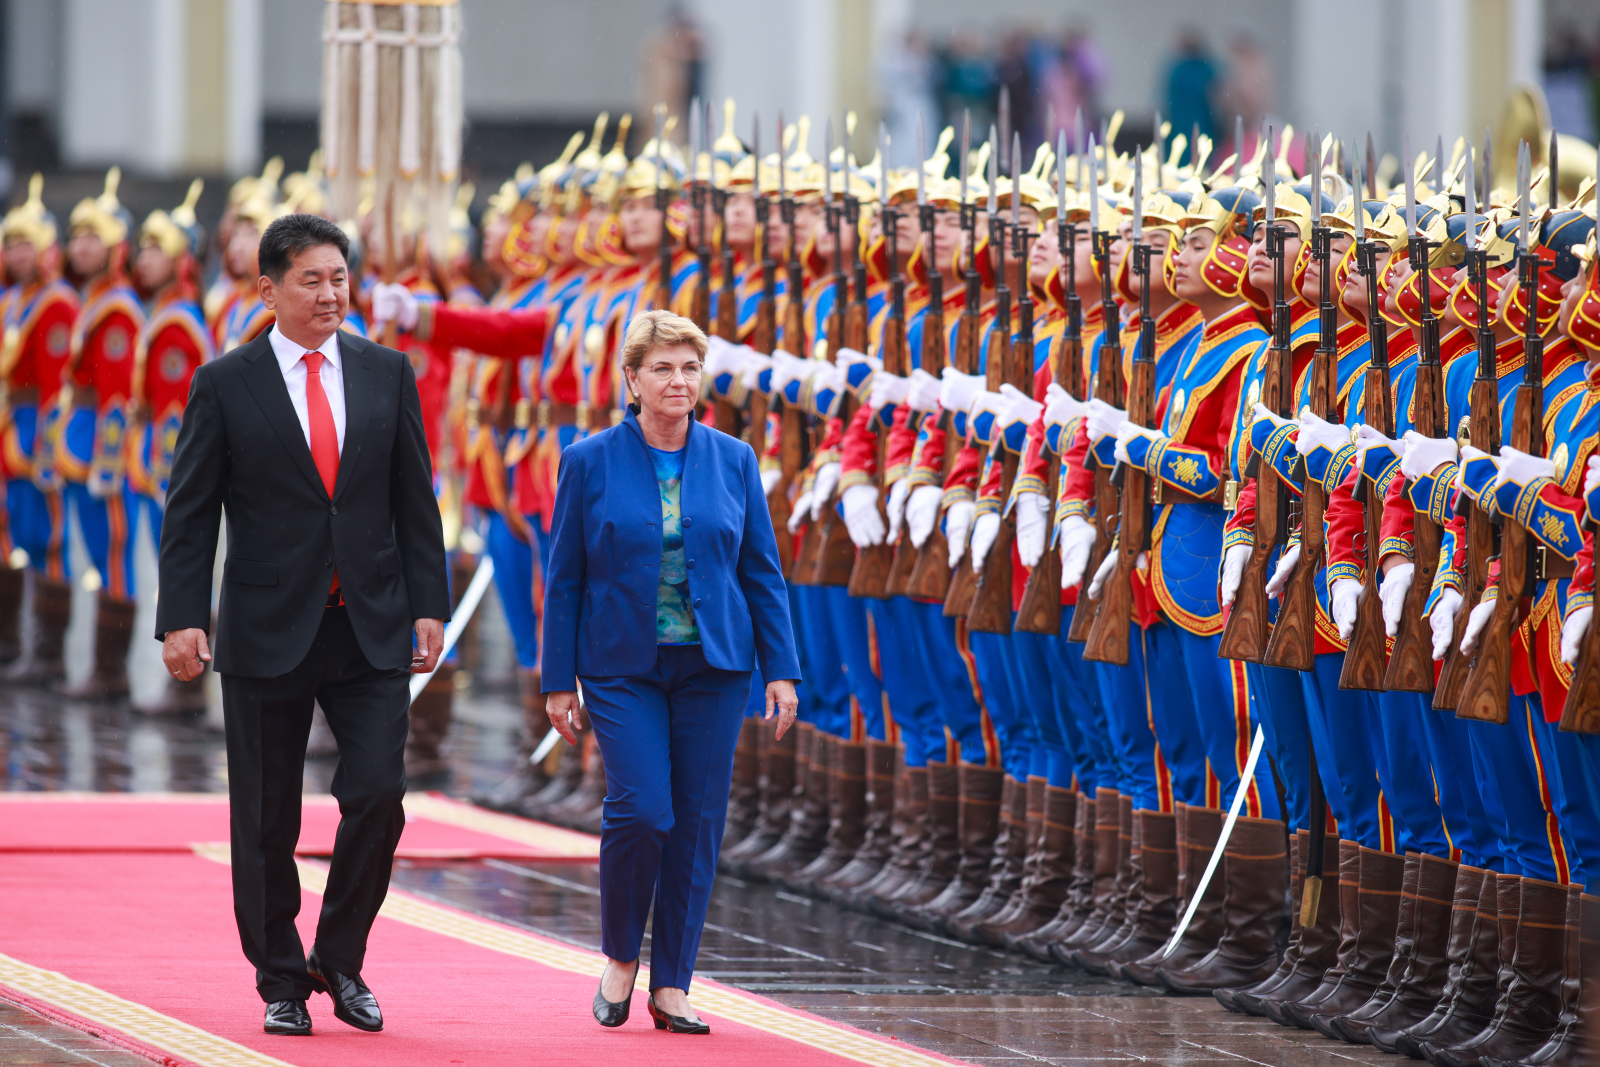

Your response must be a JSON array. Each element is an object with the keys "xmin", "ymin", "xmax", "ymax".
[
  {"xmin": 1083, "ymin": 151, "xmax": 1151, "ymax": 665},
  {"xmin": 690, "ymin": 98, "xmax": 712, "ymax": 332},
  {"xmin": 887, "ymin": 116, "xmax": 945, "ymax": 597},
  {"xmin": 969, "ymin": 132, "xmax": 1033, "ymax": 633},
  {"xmin": 1435, "ymin": 134, "xmax": 1500, "ymax": 708},
  {"xmin": 1218, "ymin": 136, "xmax": 1289, "ymax": 661},
  {"xmin": 848, "ymin": 122, "xmax": 905, "ymax": 598},
  {"xmin": 813, "ymin": 114, "xmax": 865, "ymax": 587},
  {"xmin": 1457, "ymin": 142, "xmax": 1544, "ymax": 724},
  {"xmin": 748, "ymin": 116, "xmax": 783, "ymax": 561},
  {"xmin": 1263, "ymin": 152, "xmax": 1330, "ymax": 673},
  {"xmin": 1067, "ymin": 133, "xmax": 1124, "ymax": 643},
  {"xmin": 1340, "ymin": 146, "xmax": 1395, "ymax": 690},
  {"xmin": 652, "ymin": 106, "xmax": 675, "ymax": 312},
  {"xmin": 941, "ymin": 125, "xmax": 995, "ymax": 617},
  {"xmin": 712, "ymin": 103, "xmax": 743, "ymax": 439},
  {"xmin": 775, "ymin": 119, "xmax": 823, "ymax": 585},
  {"xmin": 1017, "ymin": 131, "xmax": 1081, "ymax": 634},
  {"xmin": 1387, "ymin": 150, "xmax": 1456, "ymax": 691},
  {"xmin": 910, "ymin": 111, "xmax": 974, "ymax": 603},
  {"xmin": 1561, "ymin": 183, "xmax": 1600, "ymax": 733}
]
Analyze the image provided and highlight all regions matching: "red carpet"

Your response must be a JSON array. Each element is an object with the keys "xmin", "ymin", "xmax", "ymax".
[
  {"xmin": 0, "ymin": 791, "xmax": 599, "ymax": 860},
  {"xmin": 0, "ymin": 802, "xmax": 968, "ymax": 1067}
]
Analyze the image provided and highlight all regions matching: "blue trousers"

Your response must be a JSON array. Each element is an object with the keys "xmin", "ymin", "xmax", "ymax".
[
  {"xmin": 483, "ymin": 511, "xmax": 540, "ymax": 670},
  {"xmin": 791, "ymin": 585, "xmax": 849, "ymax": 734},
  {"xmin": 63, "ymin": 481, "xmax": 135, "ymax": 599},
  {"xmin": 822, "ymin": 586, "xmax": 886, "ymax": 740},
  {"xmin": 1088, "ymin": 623, "xmax": 1166, "ymax": 811},
  {"xmin": 1461, "ymin": 697, "xmax": 1566, "ymax": 881},
  {"xmin": 1010, "ymin": 629, "xmax": 1075, "ymax": 787},
  {"xmin": 1413, "ymin": 703, "xmax": 1500, "ymax": 870},
  {"xmin": 1535, "ymin": 728, "xmax": 1600, "ymax": 889},
  {"xmin": 1300, "ymin": 654, "xmax": 1386, "ymax": 849},
  {"xmin": 1375, "ymin": 691, "xmax": 1457, "ymax": 859},
  {"xmin": 1247, "ymin": 662, "xmax": 1314, "ymax": 831},
  {"xmin": 906, "ymin": 602, "xmax": 992, "ymax": 766},
  {"xmin": 1043, "ymin": 608, "xmax": 1116, "ymax": 795},
  {"xmin": 581, "ymin": 644, "xmax": 752, "ymax": 991},
  {"xmin": 969, "ymin": 629, "xmax": 1036, "ymax": 779},
  {"xmin": 1146, "ymin": 623, "xmax": 1280, "ymax": 820},
  {"xmin": 868, "ymin": 598, "xmax": 948, "ymax": 765}
]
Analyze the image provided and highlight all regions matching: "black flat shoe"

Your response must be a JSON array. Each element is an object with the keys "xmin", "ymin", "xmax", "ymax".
[
  {"xmin": 307, "ymin": 952, "xmax": 383, "ymax": 1032},
  {"xmin": 264, "ymin": 999, "xmax": 311, "ymax": 1036},
  {"xmin": 647, "ymin": 993, "xmax": 710, "ymax": 1034},
  {"xmin": 593, "ymin": 961, "xmax": 637, "ymax": 1027}
]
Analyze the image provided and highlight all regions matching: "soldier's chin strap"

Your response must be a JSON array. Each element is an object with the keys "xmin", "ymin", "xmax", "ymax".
[
  {"xmin": 1160, "ymin": 725, "xmax": 1266, "ymax": 958},
  {"xmin": 408, "ymin": 555, "xmax": 496, "ymax": 704}
]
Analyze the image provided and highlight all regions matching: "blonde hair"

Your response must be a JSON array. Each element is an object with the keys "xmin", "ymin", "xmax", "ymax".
[{"xmin": 621, "ymin": 309, "xmax": 708, "ymax": 378}]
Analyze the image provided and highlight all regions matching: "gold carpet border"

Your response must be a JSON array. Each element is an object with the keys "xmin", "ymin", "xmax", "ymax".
[
  {"xmin": 0, "ymin": 952, "xmax": 295, "ymax": 1067},
  {"xmin": 401, "ymin": 792, "xmax": 599, "ymax": 857},
  {"xmin": 192, "ymin": 845, "xmax": 962, "ymax": 1067}
]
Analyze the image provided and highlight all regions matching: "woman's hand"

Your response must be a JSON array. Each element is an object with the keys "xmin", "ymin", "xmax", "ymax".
[
  {"xmin": 764, "ymin": 679, "xmax": 800, "ymax": 739},
  {"xmin": 545, "ymin": 690, "xmax": 587, "ymax": 745}
]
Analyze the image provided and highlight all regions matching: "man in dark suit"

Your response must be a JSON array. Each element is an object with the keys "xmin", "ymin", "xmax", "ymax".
[{"xmin": 156, "ymin": 214, "xmax": 450, "ymax": 1037}]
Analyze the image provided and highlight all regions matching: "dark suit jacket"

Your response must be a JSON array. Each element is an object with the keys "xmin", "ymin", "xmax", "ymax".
[
  {"xmin": 541, "ymin": 406, "xmax": 801, "ymax": 693},
  {"xmin": 154, "ymin": 329, "xmax": 451, "ymax": 678}
]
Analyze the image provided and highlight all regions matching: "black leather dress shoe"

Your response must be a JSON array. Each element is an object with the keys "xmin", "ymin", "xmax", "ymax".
[
  {"xmin": 592, "ymin": 962, "xmax": 636, "ymax": 1027},
  {"xmin": 264, "ymin": 999, "xmax": 312, "ymax": 1036},
  {"xmin": 647, "ymin": 994, "xmax": 710, "ymax": 1034},
  {"xmin": 307, "ymin": 953, "xmax": 383, "ymax": 1032}
]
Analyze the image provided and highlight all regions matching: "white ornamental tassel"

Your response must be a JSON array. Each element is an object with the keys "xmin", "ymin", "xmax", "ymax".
[
  {"xmin": 321, "ymin": 0, "xmax": 340, "ymax": 179},
  {"xmin": 398, "ymin": 2, "xmax": 421, "ymax": 179},
  {"xmin": 434, "ymin": 3, "xmax": 460, "ymax": 183},
  {"xmin": 357, "ymin": 1, "xmax": 378, "ymax": 177}
]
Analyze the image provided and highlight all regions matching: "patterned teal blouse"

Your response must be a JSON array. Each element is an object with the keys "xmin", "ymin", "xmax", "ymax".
[{"xmin": 649, "ymin": 446, "xmax": 700, "ymax": 644}]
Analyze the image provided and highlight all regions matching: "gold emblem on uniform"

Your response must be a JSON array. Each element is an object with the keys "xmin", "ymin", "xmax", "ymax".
[
  {"xmin": 1552, "ymin": 442, "xmax": 1569, "ymax": 483},
  {"xmin": 159, "ymin": 347, "xmax": 188, "ymax": 382},
  {"xmin": 1246, "ymin": 379, "xmax": 1260, "ymax": 409},
  {"xmin": 103, "ymin": 325, "xmax": 129, "ymax": 360},
  {"xmin": 1170, "ymin": 389, "xmax": 1186, "ymax": 422},
  {"xmin": 1457, "ymin": 415, "xmax": 1472, "ymax": 448},
  {"xmin": 1539, "ymin": 512, "xmax": 1571, "ymax": 551},
  {"xmin": 1170, "ymin": 455, "xmax": 1203, "ymax": 486}
]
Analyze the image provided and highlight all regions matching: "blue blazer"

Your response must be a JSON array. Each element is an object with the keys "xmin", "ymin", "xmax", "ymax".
[{"xmin": 541, "ymin": 407, "xmax": 801, "ymax": 692}]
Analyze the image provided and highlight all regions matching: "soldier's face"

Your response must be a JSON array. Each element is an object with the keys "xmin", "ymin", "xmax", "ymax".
[
  {"xmin": 724, "ymin": 193, "xmax": 755, "ymax": 248},
  {"xmin": 482, "ymin": 215, "xmax": 513, "ymax": 274},
  {"xmin": 1385, "ymin": 255, "xmax": 1413, "ymax": 319},
  {"xmin": 3, "ymin": 239, "xmax": 37, "ymax": 284},
  {"xmin": 1029, "ymin": 220, "xmax": 1061, "ymax": 288},
  {"xmin": 1247, "ymin": 224, "xmax": 1300, "ymax": 293},
  {"xmin": 792, "ymin": 202, "xmax": 823, "ymax": 254},
  {"xmin": 620, "ymin": 196, "xmax": 663, "ymax": 255},
  {"xmin": 1558, "ymin": 272, "xmax": 1586, "ymax": 342},
  {"xmin": 68, "ymin": 232, "xmax": 108, "ymax": 278},
  {"xmin": 1172, "ymin": 228, "xmax": 1214, "ymax": 302},
  {"xmin": 933, "ymin": 210, "xmax": 963, "ymax": 271},
  {"xmin": 1136, "ymin": 231, "xmax": 1171, "ymax": 300},
  {"xmin": 134, "ymin": 244, "xmax": 175, "ymax": 294},
  {"xmin": 1342, "ymin": 255, "xmax": 1368, "ymax": 318},
  {"xmin": 227, "ymin": 223, "xmax": 260, "ymax": 278},
  {"xmin": 1300, "ymin": 235, "xmax": 1352, "ymax": 303}
]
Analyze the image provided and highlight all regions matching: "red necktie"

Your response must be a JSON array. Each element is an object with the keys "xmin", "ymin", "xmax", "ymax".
[{"xmin": 304, "ymin": 351, "xmax": 341, "ymax": 597}]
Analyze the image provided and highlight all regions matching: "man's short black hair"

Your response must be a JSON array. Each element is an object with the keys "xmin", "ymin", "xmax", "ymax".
[{"xmin": 258, "ymin": 214, "xmax": 350, "ymax": 284}]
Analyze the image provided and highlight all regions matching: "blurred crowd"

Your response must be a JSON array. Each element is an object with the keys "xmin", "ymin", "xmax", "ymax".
[{"xmin": 1546, "ymin": 19, "xmax": 1600, "ymax": 144}]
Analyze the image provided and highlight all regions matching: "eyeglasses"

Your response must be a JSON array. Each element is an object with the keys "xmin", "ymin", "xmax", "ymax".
[{"xmin": 644, "ymin": 361, "xmax": 703, "ymax": 382}]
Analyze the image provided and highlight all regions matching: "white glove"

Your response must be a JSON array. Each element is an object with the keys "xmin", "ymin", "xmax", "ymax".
[
  {"xmin": 1494, "ymin": 445, "xmax": 1556, "ymax": 490},
  {"xmin": 1561, "ymin": 606, "xmax": 1593, "ymax": 666},
  {"xmin": 1401, "ymin": 431, "xmax": 1459, "ymax": 480},
  {"xmin": 1085, "ymin": 398, "xmax": 1127, "ymax": 444},
  {"xmin": 786, "ymin": 490, "xmax": 812, "ymax": 533},
  {"xmin": 739, "ymin": 352, "xmax": 774, "ymax": 391},
  {"xmin": 998, "ymin": 383, "xmax": 1045, "ymax": 427},
  {"xmin": 770, "ymin": 351, "xmax": 818, "ymax": 398},
  {"xmin": 868, "ymin": 372, "xmax": 912, "ymax": 412},
  {"xmin": 1014, "ymin": 492, "xmax": 1049, "ymax": 567},
  {"xmin": 841, "ymin": 483, "xmax": 885, "ymax": 547},
  {"xmin": 906, "ymin": 369, "xmax": 943, "ymax": 413},
  {"xmin": 906, "ymin": 485, "xmax": 943, "ymax": 547},
  {"xmin": 1459, "ymin": 596, "xmax": 1496, "ymax": 655},
  {"xmin": 761, "ymin": 467, "xmax": 782, "ymax": 497},
  {"xmin": 939, "ymin": 367, "xmax": 985, "ymax": 416},
  {"xmin": 1330, "ymin": 576, "xmax": 1363, "ymax": 640},
  {"xmin": 1379, "ymin": 561, "xmax": 1414, "ymax": 637},
  {"xmin": 1043, "ymin": 383, "xmax": 1087, "ymax": 430},
  {"xmin": 885, "ymin": 478, "xmax": 910, "ymax": 542},
  {"xmin": 1219, "ymin": 543, "xmax": 1252, "ymax": 608},
  {"xmin": 1585, "ymin": 454, "xmax": 1600, "ymax": 498},
  {"xmin": 370, "ymin": 282, "xmax": 419, "ymax": 330},
  {"xmin": 945, "ymin": 500, "xmax": 976, "ymax": 567},
  {"xmin": 1058, "ymin": 515, "xmax": 1098, "ymax": 589},
  {"xmin": 1297, "ymin": 408, "xmax": 1351, "ymax": 457},
  {"xmin": 835, "ymin": 347, "xmax": 880, "ymax": 377},
  {"xmin": 1114, "ymin": 419, "xmax": 1163, "ymax": 465},
  {"xmin": 1429, "ymin": 588, "xmax": 1462, "ymax": 661},
  {"xmin": 1087, "ymin": 548, "xmax": 1119, "ymax": 598},
  {"xmin": 969, "ymin": 513, "xmax": 1001, "ymax": 574},
  {"xmin": 1352, "ymin": 421, "xmax": 1400, "ymax": 461},
  {"xmin": 705, "ymin": 335, "xmax": 748, "ymax": 380},
  {"xmin": 810, "ymin": 462, "xmax": 841, "ymax": 520},
  {"xmin": 1265, "ymin": 542, "xmax": 1301, "ymax": 598}
]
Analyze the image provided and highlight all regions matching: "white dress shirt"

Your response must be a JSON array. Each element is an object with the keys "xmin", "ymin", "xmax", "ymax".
[{"xmin": 268, "ymin": 324, "xmax": 346, "ymax": 453}]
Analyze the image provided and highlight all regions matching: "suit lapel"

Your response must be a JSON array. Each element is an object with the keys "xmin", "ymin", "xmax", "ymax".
[
  {"xmin": 332, "ymin": 332, "xmax": 372, "ymax": 503},
  {"xmin": 238, "ymin": 332, "xmax": 328, "ymax": 499}
]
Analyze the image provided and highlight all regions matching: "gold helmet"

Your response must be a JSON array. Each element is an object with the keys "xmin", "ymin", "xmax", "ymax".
[
  {"xmin": 2, "ymin": 173, "xmax": 58, "ymax": 249},
  {"xmin": 69, "ymin": 166, "xmax": 132, "ymax": 246},
  {"xmin": 141, "ymin": 179, "xmax": 206, "ymax": 259}
]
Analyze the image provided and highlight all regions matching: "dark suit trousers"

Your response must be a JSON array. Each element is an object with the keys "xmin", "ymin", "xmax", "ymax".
[{"xmin": 221, "ymin": 606, "xmax": 409, "ymax": 1002}]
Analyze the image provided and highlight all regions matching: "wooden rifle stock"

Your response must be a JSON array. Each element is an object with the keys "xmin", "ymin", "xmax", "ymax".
[
  {"xmin": 940, "ymin": 261, "xmax": 986, "ymax": 616},
  {"xmin": 1338, "ymin": 358, "xmax": 1393, "ymax": 690},
  {"xmin": 1386, "ymin": 324, "xmax": 1446, "ymax": 691},
  {"xmin": 848, "ymin": 282, "xmax": 908, "ymax": 600},
  {"xmin": 891, "ymin": 212, "xmax": 950, "ymax": 597},
  {"xmin": 1015, "ymin": 329, "xmax": 1080, "ymax": 634},
  {"xmin": 1068, "ymin": 235, "xmax": 1125, "ymax": 644},
  {"xmin": 813, "ymin": 269, "xmax": 870, "ymax": 587},
  {"xmin": 908, "ymin": 298, "xmax": 968, "ymax": 603},
  {"xmin": 1217, "ymin": 338, "xmax": 1289, "ymax": 662},
  {"xmin": 1434, "ymin": 376, "xmax": 1500, "ymax": 707},
  {"xmin": 1082, "ymin": 355, "xmax": 1151, "ymax": 665}
]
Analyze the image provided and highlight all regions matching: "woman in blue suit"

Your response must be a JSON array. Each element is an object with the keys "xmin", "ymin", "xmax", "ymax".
[{"xmin": 542, "ymin": 310, "xmax": 801, "ymax": 1033}]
